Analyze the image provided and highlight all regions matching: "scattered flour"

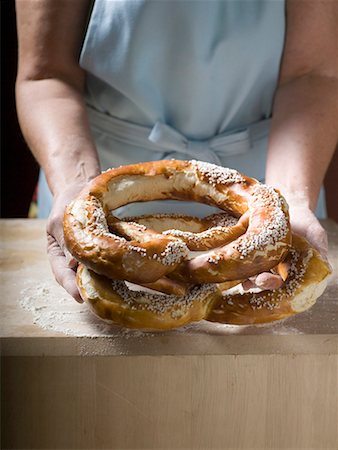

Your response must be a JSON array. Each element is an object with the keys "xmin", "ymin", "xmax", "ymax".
[{"xmin": 19, "ymin": 280, "xmax": 141, "ymax": 338}]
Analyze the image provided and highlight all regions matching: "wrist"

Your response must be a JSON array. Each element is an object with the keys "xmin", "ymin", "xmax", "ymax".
[
  {"xmin": 48, "ymin": 159, "xmax": 101, "ymax": 197},
  {"xmin": 279, "ymin": 190, "xmax": 312, "ymax": 210},
  {"xmin": 265, "ymin": 181, "xmax": 317, "ymax": 212}
]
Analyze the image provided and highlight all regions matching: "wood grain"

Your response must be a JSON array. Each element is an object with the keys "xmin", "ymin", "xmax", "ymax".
[
  {"xmin": 2, "ymin": 355, "xmax": 337, "ymax": 449},
  {"xmin": 0, "ymin": 219, "xmax": 337, "ymax": 356},
  {"xmin": 1, "ymin": 219, "xmax": 337, "ymax": 449}
]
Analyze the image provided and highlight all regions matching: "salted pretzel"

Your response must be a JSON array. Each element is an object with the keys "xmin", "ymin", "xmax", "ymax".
[
  {"xmin": 207, "ymin": 234, "xmax": 331, "ymax": 325},
  {"xmin": 108, "ymin": 212, "xmax": 247, "ymax": 251},
  {"xmin": 63, "ymin": 158, "xmax": 331, "ymax": 329},
  {"xmin": 63, "ymin": 160, "xmax": 292, "ymax": 285},
  {"xmin": 76, "ymin": 232, "xmax": 331, "ymax": 330},
  {"xmin": 108, "ymin": 212, "xmax": 245, "ymax": 295}
]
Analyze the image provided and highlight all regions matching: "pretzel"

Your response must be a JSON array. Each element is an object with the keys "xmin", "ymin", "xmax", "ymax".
[
  {"xmin": 111, "ymin": 212, "xmax": 244, "ymax": 295},
  {"xmin": 63, "ymin": 160, "xmax": 292, "ymax": 284},
  {"xmin": 76, "ymin": 233, "xmax": 331, "ymax": 330},
  {"xmin": 207, "ymin": 234, "xmax": 331, "ymax": 325},
  {"xmin": 108, "ymin": 212, "xmax": 247, "ymax": 251}
]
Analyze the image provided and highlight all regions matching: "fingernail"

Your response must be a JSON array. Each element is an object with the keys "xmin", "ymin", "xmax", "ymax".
[
  {"xmin": 74, "ymin": 295, "xmax": 84, "ymax": 304},
  {"xmin": 65, "ymin": 252, "xmax": 77, "ymax": 269},
  {"xmin": 242, "ymin": 280, "xmax": 255, "ymax": 291},
  {"xmin": 64, "ymin": 280, "xmax": 83, "ymax": 303},
  {"xmin": 255, "ymin": 273, "xmax": 283, "ymax": 290}
]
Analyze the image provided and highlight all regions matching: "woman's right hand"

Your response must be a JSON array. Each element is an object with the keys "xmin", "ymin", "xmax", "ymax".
[{"xmin": 46, "ymin": 183, "xmax": 88, "ymax": 303}]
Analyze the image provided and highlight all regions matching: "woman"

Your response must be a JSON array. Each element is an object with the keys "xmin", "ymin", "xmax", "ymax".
[{"xmin": 15, "ymin": 0, "xmax": 337, "ymax": 302}]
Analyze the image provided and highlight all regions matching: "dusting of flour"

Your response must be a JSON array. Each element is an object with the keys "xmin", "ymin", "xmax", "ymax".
[{"xmin": 19, "ymin": 280, "xmax": 148, "ymax": 337}]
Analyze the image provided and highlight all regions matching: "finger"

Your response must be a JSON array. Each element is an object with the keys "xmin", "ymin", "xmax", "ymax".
[
  {"xmin": 50, "ymin": 254, "xmax": 83, "ymax": 303},
  {"xmin": 254, "ymin": 272, "xmax": 284, "ymax": 290},
  {"xmin": 47, "ymin": 209, "xmax": 68, "ymax": 254},
  {"xmin": 64, "ymin": 248, "xmax": 77, "ymax": 269},
  {"xmin": 241, "ymin": 279, "xmax": 256, "ymax": 291},
  {"xmin": 47, "ymin": 236, "xmax": 83, "ymax": 303},
  {"xmin": 47, "ymin": 220, "xmax": 77, "ymax": 269}
]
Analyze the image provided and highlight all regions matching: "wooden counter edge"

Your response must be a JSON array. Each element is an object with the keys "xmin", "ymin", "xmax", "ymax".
[{"xmin": 1, "ymin": 333, "xmax": 337, "ymax": 357}]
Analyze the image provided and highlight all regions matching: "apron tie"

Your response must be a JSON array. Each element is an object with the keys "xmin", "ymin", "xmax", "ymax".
[
  {"xmin": 148, "ymin": 121, "xmax": 252, "ymax": 164},
  {"xmin": 86, "ymin": 106, "xmax": 271, "ymax": 164}
]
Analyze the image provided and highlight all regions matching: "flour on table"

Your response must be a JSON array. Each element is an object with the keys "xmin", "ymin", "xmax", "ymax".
[{"xmin": 19, "ymin": 280, "xmax": 151, "ymax": 337}]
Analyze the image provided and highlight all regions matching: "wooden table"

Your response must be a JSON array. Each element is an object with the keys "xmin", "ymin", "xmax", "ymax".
[{"xmin": 1, "ymin": 219, "xmax": 337, "ymax": 449}]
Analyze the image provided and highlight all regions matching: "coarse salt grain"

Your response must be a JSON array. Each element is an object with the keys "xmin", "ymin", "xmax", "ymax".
[
  {"xmin": 191, "ymin": 160, "xmax": 244, "ymax": 186},
  {"xmin": 220, "ymin": 247, "xmax": 312, "ymax": 311},
  {"xmin": 158, "ymin": 240, "xmax": 189, "ymax": 265},
  {"xmin": 233, "ymin": 184, "xmax": 288, "ymax": 256},
  {"xmin": 110, "ymin": 280, "xmax": 218, "ymax": 315}
]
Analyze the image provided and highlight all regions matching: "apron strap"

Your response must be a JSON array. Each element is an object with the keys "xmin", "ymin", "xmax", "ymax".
[{"xmin": 87, "ymin": 106, "xmax": 271, "ymax": 164}]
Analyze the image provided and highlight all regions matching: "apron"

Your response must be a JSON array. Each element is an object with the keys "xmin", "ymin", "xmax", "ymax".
[{"xmin": 38, "ymin": 0, "xmax": 326, "ymax": 217}]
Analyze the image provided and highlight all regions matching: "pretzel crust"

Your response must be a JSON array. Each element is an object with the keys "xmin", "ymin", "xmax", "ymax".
[
  {"xmin": 109, "ymin": 212, "xmax": 247, "ymax": 251},
  {"xmin": 207, "ymin": 234, "xmax": 331, "ymax": 325},
  {"xmin": 64, "ymin": 160, "xmax": 292, "ymax": 284},
  {"xmin": 76, "ymin": 265, "xmax": 219, "ymax": 330},
  {"xmin": 76, "ymin": 234, "xmax": 331, "ymax": 330}
]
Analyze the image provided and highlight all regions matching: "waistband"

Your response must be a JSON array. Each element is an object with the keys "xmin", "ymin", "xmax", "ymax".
[{"xmin": 87, "ymin": 106, "xmax": 271, "ymax": 165}]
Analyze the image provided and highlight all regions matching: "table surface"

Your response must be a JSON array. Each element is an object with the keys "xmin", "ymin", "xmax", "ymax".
[{"xmin": 1, "ymin": 219, "xmax": 337, "ymax": 356}]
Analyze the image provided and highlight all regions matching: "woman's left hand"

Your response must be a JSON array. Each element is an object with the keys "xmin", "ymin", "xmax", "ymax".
[{"xmin": 287, "ymin": 204, "xmax": 328, "ymax": 258}]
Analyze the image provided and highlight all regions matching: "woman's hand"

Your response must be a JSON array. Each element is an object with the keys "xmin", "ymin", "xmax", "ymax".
[
  {"xmin": 46, "ymin": 183, "xmax": 88, "ymax": 303},
  {"xmin": 287, "ymin": 204, "xmax": 328, "ymax": 258}
]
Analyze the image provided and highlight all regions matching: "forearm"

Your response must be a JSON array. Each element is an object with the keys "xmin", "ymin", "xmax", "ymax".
[
  {"xmin": 16, "ymin": 77, "xmax": 100, "ymax": 196},
  {"xmin": 15, "ymin": 0, "xmax": 98, "ymax": 197},
  {"xmin": 266, "ymin": 73, "xmax": 338, "ymax": 211}
]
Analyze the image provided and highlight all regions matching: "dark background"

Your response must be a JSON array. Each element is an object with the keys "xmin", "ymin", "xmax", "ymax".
[
  {"xmin": 1, "ymin": 0, "xmax": 337, "ymax": 220},
  {"xmin": 1, "ymin": 0, "xmax": 39, "ymax": 218}
]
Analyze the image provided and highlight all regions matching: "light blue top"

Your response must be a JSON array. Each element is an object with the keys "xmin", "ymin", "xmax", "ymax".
[
  {"xmin": 80, "ymin": 0, "xmax": 285, "ymax": 140},
  {"xmin": 38, "ymin": 0, "xmax": 326, "ymax": 217}
]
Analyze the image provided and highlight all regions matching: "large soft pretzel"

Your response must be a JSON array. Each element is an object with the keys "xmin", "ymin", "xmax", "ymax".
[
  {"xmin": 76, "ymin": 232, "xmax": 331, "ymax": 330},
  {"xmin": 109, "ymin": 214, "xmax": 331, "ymax": 326},
  {"xmin": 63, "ymin": 160, "xmax": 331, "ymax": 330},
  {"xmin": 64, "ymin": 160, "xmax": 292, "ymax": 284}
]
